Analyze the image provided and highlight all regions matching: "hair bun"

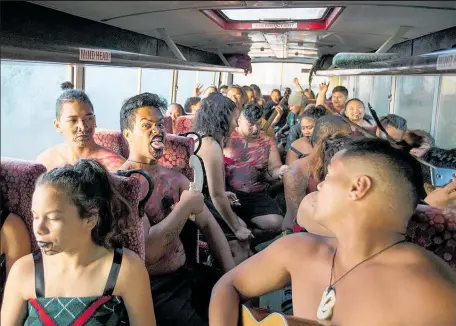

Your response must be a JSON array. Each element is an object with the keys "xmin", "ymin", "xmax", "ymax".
[{"xmin": 61, "ymin": 81, "xmax": 74, "ymax": 91}]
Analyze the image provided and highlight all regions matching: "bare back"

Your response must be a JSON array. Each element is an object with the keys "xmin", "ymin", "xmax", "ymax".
[{"xmin": 37, "ymin": 144, "xmax": 125, "ymax": 171}]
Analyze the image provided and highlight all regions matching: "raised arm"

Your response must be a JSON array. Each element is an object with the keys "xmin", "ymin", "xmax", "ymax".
[
  {"xmin": 199, "ymin": 138, "xmax": 251, "ymax": 240},
  {"xmin": 316, "ymin": 81, "xmax": 329, "ymax": 107},
  {"xmin": 209, "ymin": 235, "xmax": 296, "ymax": 326},
  {"xmin": 117, "ymin": 249, "xmax": 156, "ymax": 326}
]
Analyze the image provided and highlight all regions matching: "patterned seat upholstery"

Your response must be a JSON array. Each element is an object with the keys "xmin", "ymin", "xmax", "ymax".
[
  {"xmin": 0, "ymin": 158, "xmax": 47, "ymax": 252},
  {"xmin": 110, "ymin": 173, "xmax": 145, "ymax": 261},
  {"xmin": 164, "ymin": 116, "xmax": 174, "ymax": 134},
  {"xmin": 159, "ymin": 134, "xmax": 195, "ymax": 182},
  {"xmin": 93, "ymin": 129, "xmax": 129, "ymax": 158},
  {"xmin": 407, "ymin": 204, "xmax": 456, "ymax": 269},
  {"xmin": 175, "ymin": 115, "xmax": 195, "ymax": 135}
]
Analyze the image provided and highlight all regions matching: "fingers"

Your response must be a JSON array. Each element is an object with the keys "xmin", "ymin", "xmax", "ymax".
[{"xmin": 444, "ymin": 179, "xmax": 456, "ymax": 193}]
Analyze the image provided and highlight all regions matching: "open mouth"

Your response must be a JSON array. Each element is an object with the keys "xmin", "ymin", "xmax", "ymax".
[
  {"xmin": 151, "ymin": 135, "xmax": 165, "ymax": 150},
  {"xmin": 37, "ymin": 241, "xmax": 53, "ymax": 249}
]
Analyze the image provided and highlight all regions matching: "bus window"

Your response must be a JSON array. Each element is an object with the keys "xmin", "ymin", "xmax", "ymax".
[
  {"xmin": 1, "ymin": 61, "xmax": 70, "ymax": 160},
  {"xmin": 176, "ymin": 70, "xmax": 197, "ymax": 105},
  {"xmin": 141, "ymin": 68, "xmax": 173, "ymax": 104},
  {"xmin": 435, "ymin": 75, "xmax": 456, "ymax": 149},
  {"xmin": 393, "ymin": 75, "xmax": 437, "ymax": 132},
  {"xmin": 85, "ymin": 66, "xmax": 138, "ymax": 130}
]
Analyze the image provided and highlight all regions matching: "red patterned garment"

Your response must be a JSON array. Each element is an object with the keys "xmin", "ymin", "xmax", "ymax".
[{"xmin": 223, "ymin": 130, "xmax": 277, "ymax": 193}]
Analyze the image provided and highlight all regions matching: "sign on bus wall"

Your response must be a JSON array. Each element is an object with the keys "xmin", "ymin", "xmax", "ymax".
[
  {"xmin": 436, "ymin": 53, "xmax": 456, "ymax": 71},
  {"xmin": 79, "ymin": 48, "xmax": 112, "ymax": 63},
  {"xmin": 251, "ymin": 22, "xmax": 298, "ymax": 30}
]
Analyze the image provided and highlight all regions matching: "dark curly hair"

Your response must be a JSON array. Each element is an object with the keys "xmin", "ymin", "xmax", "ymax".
[
  {"xmin": 56, "ymin": 84, "xmax": 93, "ymax": 119},
  {"xmin": 380, "ymin": 114, "xmax": 407, "ymax": 132},
  {"xmin": 242, "ymin": 103, "xmax": 263, "ymax": 124},
  {"xmin": 301, "ymin": 105, "xmax": 329, "ymax": 121},
  {"xmin": 184, "ymin": 96, "xmax": 201, "ymax": 114},
  {"xmin": 36, "ymin": 159, "xmax": 132, "ymax": 249},
  {"xmin": 120, "ymin": 92, "xmax": 166, "ymax": 132},
  {"xmin": 193, "ymin": 92, "xmax": 237, "ymax": 145},
  {"xmin": 422, "ymin": 147, "xmax": 456, "ymax": 169}
]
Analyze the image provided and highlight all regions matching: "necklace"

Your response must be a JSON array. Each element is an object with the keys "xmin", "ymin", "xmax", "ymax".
[{"xmin": 316, "ymin": 239, "xmax": 406, "ymax": 321}]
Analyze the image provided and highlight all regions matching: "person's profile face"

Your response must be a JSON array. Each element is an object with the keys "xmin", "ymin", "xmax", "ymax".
[
  {"xmin": 32, "ymin": 184, "xmax": 92, "ymax": 255},
  {"xmin": 220, "ymin": 88, "xmax": 228, "ymax": 96},
  {"xmin": 376, "ymin": 125, "xmax": 404, "ymax": 142},
  {"xmin": 246, "ymin": 90, "xmax": 255, "ymax": 104},
  {"xmin": 301, "ymin": 117, "xmax": 315, "ymax": 138},
  {"xmin": 314, "ymin": 151, "xmax": 349, "ymax": 225},
  {"xmin": 167, "ymin": 105, "xmax": 184, "ymax": 121},
  {"xmin": 228, "ymin": 88, "xmax": 243, "ymax": 108},
  {"xmin": 54, "ymin": 101, "xmax": 96, "ymax": 148}
]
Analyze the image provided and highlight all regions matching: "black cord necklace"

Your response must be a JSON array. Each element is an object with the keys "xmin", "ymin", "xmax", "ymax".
[{"xmin": 317, "ymin": 239, "xmax": 406, "ymax": 321}]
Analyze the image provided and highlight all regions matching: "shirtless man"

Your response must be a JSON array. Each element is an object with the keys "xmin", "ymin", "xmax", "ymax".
[
  {"xmin": 119, "ymin": 92, "xmax": 234, "ymax": 325},
  {"xmin": 36, "ymin": 88, "xmax": 124, "ymax": 171},
  {"xmin": 210, "ymin": 138, "xmax": 456, "ymax": 326}
]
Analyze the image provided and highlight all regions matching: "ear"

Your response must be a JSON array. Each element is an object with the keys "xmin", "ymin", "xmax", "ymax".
[
  {"xmin": 53, "ymin": 119, "xmax": 62, "ymax": 133},
  {"xmin": 348, "ymin": 175, "xmax": 372, "ymax": 201},
  {"xmin": 85, "ymin": 214, "xmax": 99, "ymax": 231},
  {"xmin": 122, "ymin": 128, "xmax": 131, "ymax": 142}
]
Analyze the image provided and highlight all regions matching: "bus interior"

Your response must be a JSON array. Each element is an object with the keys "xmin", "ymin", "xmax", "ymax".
[{"xmin": 1, "ymin": 1, "xmax": 456, "ymax": 325}]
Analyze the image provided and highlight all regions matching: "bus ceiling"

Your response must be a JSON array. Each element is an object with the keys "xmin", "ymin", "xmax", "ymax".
[{"xmin": 1, "ymin": 1, "xmax": 455, "ymax": 69}]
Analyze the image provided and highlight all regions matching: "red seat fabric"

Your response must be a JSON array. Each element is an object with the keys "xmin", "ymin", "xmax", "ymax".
[
  {"xmin": 93, "ymin": 129, "xmax": 129, "ymax": 159},
  {"xmin": 407, "ymin": 205, "xmax": 456, "ymax": 269},
  {"xmin": 110, "ymin": 174, "xmax": 145, "ymax": 261},
  {"xmin": 159, "ymin": 134, "xmax": 195, "ymax": 182},
  {"xmin": 175, "ymin": 115, "xmax": 194, "ymax": 135},
  {"xmin": 164, "ymin": 116, "xmax": 173, "ymax": 134},
  {"xmin": 0, "ymin": 158, "xmax": 47, "ymax": 252}
]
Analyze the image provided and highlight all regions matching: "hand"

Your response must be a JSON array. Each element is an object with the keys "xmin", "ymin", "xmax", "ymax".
[
  {"xmin": 272, "ymin": 106, "xmax": 283, "ymax": 125},
  {"xmin": 319, "ymin": 81, "xmax": 330, "ymax": 93},
  {"xmin": 226, "ymin": 191, "xmax": 241, "ymax": 207},
  {"xmin": 234, "ymin": 226, "xmax": 253, "ymax": 241},
  {"xmin": 424, "ymin": 179, "xmax": 456, "ymax": 209},
  {"xmin": 277, "ymin": 165, "xmax": 289, "ymax": 180},
  {"xmin": 292, "ymin": 77, "xmax": 300, "ymax": 86},
  {"xmin": 180, "ymin": 190, "xmax": 205, "ymax": 215},
  {"xmin": 194, "ymin": 83, "xmax": 204, "ymax": 97}
]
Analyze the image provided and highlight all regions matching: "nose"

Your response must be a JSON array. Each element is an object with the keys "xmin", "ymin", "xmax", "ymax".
[
  {"xmin": 76, "ymin": 119, "xmax": 88, "ymax": 131},
  {"xmin": 34, "ymin": 217, "xmax": 49, "ymax": 236}
]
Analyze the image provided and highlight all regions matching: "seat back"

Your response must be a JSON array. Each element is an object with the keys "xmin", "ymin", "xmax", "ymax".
[
  {"xmin": 164, "ymin": 116, "xmax": 174, "ymax": 134},
  {"xmin": 0, "ymin": 158, "xmax": 47, "ymax": 252},
  {"xmin": 159, "ymin": 134, "xmax": 195, "ymax": 181},
  {"xmin": 110, "ymin": 173, "xmax": 146, "ymax": 261},
  {"xmin": 407, "ymin": 204, "xmax": 456, "ymax": 269},
  {"xmin": 175, "ymin": 115, "xmax": 195, "ymax": 135},
  {"xmin": 93, "ymin": 129, "xmax": 130, "ymax": 158}
]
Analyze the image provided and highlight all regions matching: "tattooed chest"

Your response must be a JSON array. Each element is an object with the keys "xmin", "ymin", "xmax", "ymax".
[{"xmin": 144, "ymin": 181, "xmax": 180, "ymax": 224}]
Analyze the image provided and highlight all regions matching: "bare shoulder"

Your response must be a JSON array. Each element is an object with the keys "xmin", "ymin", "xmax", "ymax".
[
  {"xmin": 267, "ymin": 233, "xmax": 333, "ymax": 262},
  {"xmin": 7, "ymin": 253, "xmax": 36, "ymax": 298},
  {"xmin": 390, "ymin": 245, "xmax": 456, "ymax": 322},
  {"xmin": 2, "ymin": 213, "xmax": 30, "ymax": 245},
  {"xmin": 36, "ymin": 144, "xmax": 66, "ymax": 169},
  {"xmin": 3, "ymin": 213, "xmax": 28, "ymax": 232},
  {"xmin": 117, "ymin": 249, "xmax": 148, "ymax": 284}
]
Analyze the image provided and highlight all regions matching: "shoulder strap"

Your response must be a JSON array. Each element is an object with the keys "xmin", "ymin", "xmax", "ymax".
[
  {"xmin": 102, "ymin": 247, "xmax": 123, "ymax": 296},
  {"xmin": 33, "ymin": 251, "xmax": 45, "ymax": 298},
  {"xmin": 290, "ymin": 146, "xmax": 306, "ymax": 159}
]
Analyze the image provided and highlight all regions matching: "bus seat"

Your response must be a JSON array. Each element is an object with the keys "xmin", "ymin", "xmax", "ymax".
[
  {"xmin": 93, "ymin": 128, "xmax": 129, "ymax": 158},
  {"xmin": 110, "ymin": 173, "xmax": 146, "ymax": 261},
  {"xmin": 158, "ymin": 134, "xmax": 195, "ymax": 182},
  {"xmin": 164, "ymin": 116, "xmax": 173, "ymax": 134},
  {"xmin": 407, "ymin": 204, "xmax": 456, "ymax": 269},
  {"xmin": 0, "ymin": 158, "xmax": 47, "ymax": 252},
  {"xmin": 175, "ymin": 115, "xmax": 194, "ymax": 135}
]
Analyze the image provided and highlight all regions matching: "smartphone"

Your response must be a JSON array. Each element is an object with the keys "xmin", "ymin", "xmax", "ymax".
[{"xmin": 430, "ymin": 166, "xmax": 456, "ymax": 187}]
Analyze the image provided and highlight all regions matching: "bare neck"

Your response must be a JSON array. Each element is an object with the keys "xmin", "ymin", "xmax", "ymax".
[
  {"xmin": 65, "ymin": 142, "xmax": 100, "ymax": 162},
  {"xmin": 47, "ymin": 241, "xmax": 107, "ymax": 271}
]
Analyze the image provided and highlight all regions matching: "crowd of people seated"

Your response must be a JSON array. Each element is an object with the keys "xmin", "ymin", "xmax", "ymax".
[{"xmin": 1, "ymin": 77, "xmax": 455, "ymax": 326}]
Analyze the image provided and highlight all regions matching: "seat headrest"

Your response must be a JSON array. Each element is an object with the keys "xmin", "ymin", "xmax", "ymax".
[
  {"xmin": 175, "ymin": 115, "xmax": 195, "ymax": 135},
  {"xmin": 93, "ymin": 129, "xmax": 129, "ymax": 158},
  {"xmin": 0, "ymin": 158, "xmax": 47, "ymax": 252}
]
